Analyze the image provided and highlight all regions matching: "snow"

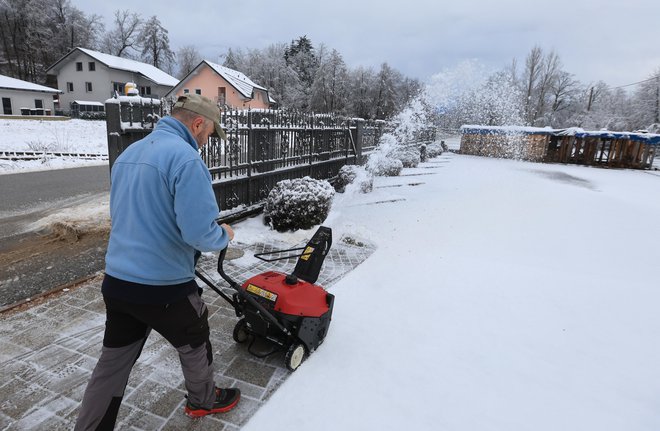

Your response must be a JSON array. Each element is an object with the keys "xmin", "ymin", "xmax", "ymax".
[
  {"xmin": 2, "ymin": 112, "xmax": 659, "ymax": 427},
  {"xmin": 461, "ymin": 124, "xmax": 557, "ymax": 134},
  {"xmin": 0, "ymin": 74, "xmax": 60, "ymax": 93},
  {"xmin": 0, "ymin": 119, "xmax": 108, "ymax": 175},
  {"xmin": 203, "ymin": 60, "xmax": 267, "ymax": 99},
  {"xmin": 241, "ymin": 153, "xmax": 660, "ymax": 431},
  {"xmin": 72, "ymin": 100, "xmax": 104, "ymax": 106},
  {"xmin": 75, "ymin": 48, "xmax": 179, "ymax": 87}
]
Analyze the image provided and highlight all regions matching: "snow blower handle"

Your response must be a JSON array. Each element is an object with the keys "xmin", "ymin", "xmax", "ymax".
[{"xmin": 217, "ymin": 247, "xmax": 240, "ymax": 289}]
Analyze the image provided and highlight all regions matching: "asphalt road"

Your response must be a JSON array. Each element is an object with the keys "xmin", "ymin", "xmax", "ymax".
[
  {"xmin": 0, "ymin": 165, "xmax": 110, "ymax": 243},
  {"xmin": 0, "ymin": 165, "xmax": 110, "ymax": 309}
]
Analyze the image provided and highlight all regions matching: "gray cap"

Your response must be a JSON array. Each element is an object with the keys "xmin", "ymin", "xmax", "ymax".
[{"xmin": 173, "ymin": 94, "xmax": 227, "ymax": 140}]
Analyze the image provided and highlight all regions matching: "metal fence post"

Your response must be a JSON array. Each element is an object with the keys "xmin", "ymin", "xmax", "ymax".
[
  {"xmin": 354, "ymin": 119, "xmax": 364, "ymax": 163},
  {"xmin": 105, "ymin": 101, "xmax": 121, "ymax": 174}
]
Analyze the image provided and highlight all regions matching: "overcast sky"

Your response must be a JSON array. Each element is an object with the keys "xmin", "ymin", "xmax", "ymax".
[{"xmin": 73, "ymin": 0, "xmax": 660, "ymax": 89}]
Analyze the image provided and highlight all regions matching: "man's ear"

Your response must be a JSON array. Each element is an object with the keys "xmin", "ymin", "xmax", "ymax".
[{"xmin": 192, "ymin": 116, "xmax": 205, "ymax": 130}]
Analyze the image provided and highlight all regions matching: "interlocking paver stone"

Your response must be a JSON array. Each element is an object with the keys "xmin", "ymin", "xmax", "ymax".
[{"xmin": 0, "ymin": 236, "xmax": 374, "ymax": 429}]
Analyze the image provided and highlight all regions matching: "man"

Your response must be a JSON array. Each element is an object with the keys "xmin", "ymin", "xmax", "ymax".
[{"xmin": 75, "ymin": 94, "xmax": 239, "ymax": 430}]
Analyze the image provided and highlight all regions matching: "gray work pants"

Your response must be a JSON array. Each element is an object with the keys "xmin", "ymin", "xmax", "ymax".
[{"xmin": 74, "ymin": 291, "xmax": 216, "ymax": 430}]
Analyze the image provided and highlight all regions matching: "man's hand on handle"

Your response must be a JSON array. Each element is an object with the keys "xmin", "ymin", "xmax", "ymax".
[{"xmin": 221, "ymin": 223, "xmax": 234, "ymax": 241}]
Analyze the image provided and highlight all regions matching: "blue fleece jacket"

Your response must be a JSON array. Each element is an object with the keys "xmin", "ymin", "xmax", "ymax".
[{"xmin": 104, "ymin": 116, "xmax": 230, "ymax": 286}]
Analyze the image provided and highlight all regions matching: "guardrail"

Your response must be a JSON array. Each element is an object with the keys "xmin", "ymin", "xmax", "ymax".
[{"xmin": 0, "ymin": 151, "xmax": 108, "ymax": 161}]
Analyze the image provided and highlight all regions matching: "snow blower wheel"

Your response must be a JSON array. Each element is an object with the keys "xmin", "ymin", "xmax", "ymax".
[
  {"xmin": 285, "ymin": 343, "xmax": 306, "ymax": 371},
  {"xmin": 232, "ymin": 318, "xmax": 249, "ymax": 344}
]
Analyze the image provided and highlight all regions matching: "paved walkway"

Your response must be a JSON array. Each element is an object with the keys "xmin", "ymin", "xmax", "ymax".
[{"xmin": 0, "ymin": 236, "xmax": 375, "ymax": 430}]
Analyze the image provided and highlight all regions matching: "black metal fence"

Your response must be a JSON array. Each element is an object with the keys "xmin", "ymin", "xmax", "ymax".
[{"xmin": 106, "ymin": 100, "xmax": 386, "ymax": 212}]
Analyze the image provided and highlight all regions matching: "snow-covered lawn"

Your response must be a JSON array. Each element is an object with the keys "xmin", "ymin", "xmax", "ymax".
[
  {"xmin": 0, "ymin": 119, "xmax": 108, "ymax": 175},
  {"xmin": 242, "ymin": 153, "xmax": 660, "ymax": 431}
]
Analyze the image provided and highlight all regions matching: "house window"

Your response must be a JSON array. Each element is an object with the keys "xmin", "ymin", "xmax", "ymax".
[
  {"xmin": 88, "ymin": 62, "xmax": 95, "ymax": 71},
  {"xmin": 67, "ymin": 82, "xmax": 74, "ymax": 92},
  {"xmin": 195, "ymin": 89, "xmax": 201, "ymax": 95},
  {"xmin": 76, "ymin": 62, "xmax": 83, "ymax": 71},
  {"xmin": 140, "ymin": 86, "xmax": 151, "ymax": 96},
  {"xmin": 217, "ymin": 87, "xmax": 226, "ymax": 104},
  {"xmin": 2, "ymin": 97, "xmax": 12, "ymax": 115},
  {"xmin": 113, "ymin": 82, "xmax": 124, "ymax": 95},
  {"xmin": 34, "ymin": 99, "xmax": 43, "ymax": 109},
  {"xmin": 86, "ymin": 82, "xmax": 93, "ymax": 92},
  {"xmin": 183, "ymin": 88, "xmax": 189, "ymax": 94}
]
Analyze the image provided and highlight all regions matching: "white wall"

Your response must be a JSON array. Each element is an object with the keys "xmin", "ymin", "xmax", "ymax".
[
  {"xmin": 54, "ymin": 52, "xmax": 173, "ymax": 114},
  {"xmin": 0, "ymin": 88, "xmax": 57, "ymax": 115}
]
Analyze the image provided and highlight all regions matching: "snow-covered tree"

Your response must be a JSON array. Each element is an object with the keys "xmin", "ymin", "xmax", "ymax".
[
  {"xmin": 346, "ymin": 66, "xmax": 377, "ymax": 119},
  {"xmin": 138, "ymin": 16, "xmax": 175, "ymax": 72},
  {"xmin": 0, "ymin": 0, "xmax": 102, "ymax": 82},
  {"xmin": 176, "ymin": 45, "xmax": 201, "ymax": 79},
  {"xmin": 310, "ymin": 47, "xmax": 349, "ymax": 113},
  {"xmin": 628, "ymin": 70, "xmax": 660, "ymax": 129},
  {"xmin": 373, "ymin": 62, "xmax": 401, "ymax": 120},
  {"xmin": 283, "ymin": 35, "xmax": 319, "ymax": 111}
]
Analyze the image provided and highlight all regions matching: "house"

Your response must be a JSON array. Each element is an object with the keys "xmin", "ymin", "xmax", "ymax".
[
  {"xmin": 46, "ymin": 47, "xmax": 178, "ymax": 115},
  {"xmin": 0, "ymin": 74, "xmax": 61, "ymax": 116},
  {"xmin": 166, "ymin": 60, "xmax": 275, "ymax": 109}
]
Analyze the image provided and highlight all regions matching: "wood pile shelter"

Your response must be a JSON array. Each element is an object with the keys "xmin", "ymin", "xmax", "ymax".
[{"xmin": 460, "ymin": 125, "xmax": 659, "ymax": 169}]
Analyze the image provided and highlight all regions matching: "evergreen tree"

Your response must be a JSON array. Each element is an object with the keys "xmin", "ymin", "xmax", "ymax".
[
  {"xmin": 374, "ymin": 63, "xmax": 400, "ymax": 119},
  {"xmin": 284, "ymin": 35, "xmax": 318, "ymax": 110}
]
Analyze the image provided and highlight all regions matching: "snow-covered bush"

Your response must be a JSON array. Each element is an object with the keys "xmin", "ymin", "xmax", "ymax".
[
  {"xmin": 389, "ymin": 146, "xmax": 421, "ymax": 168},
  {"xmin": 335, "ymin": 165, "xmax": 373, "ymax": 193},
  {"xmin": 426, "ymin": 141, "xmax": 444, "ymax": 158},
  {"xmin": 264, "ymin": 176, "xmax": 335, "ymax": 232},
  {"xmin": 365, "ymin": 133, "xmax": 403, "ymax": 176},
  {"xmin": 79, "ymin": 112, "xmax": 106, "ymax": 120},
  {"xmin": 366, "ymin": 156, "xmax": 403, "ymax": 177}
]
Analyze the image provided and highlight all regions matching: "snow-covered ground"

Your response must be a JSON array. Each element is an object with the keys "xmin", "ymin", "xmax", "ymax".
[
  {"xmin": 2, "ymin": 124, "xmax": 659, "ymax": 428},
  {"xmin": 239, "ymin": 153, "xmax": 660, "ymax": 431},
  {"xmin": 4, "ymin": 109, "xmax": 660, "ymax": 430},
  {"xmin": 0, "ymin": 119, "xmax": 108, "ymax": 175}
]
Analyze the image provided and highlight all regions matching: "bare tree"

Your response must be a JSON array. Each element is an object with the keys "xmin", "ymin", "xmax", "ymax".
[
  {"xmin": 531, "ymin": 50, "xmax": 561, "ymax": 125},
  {"xmin": 101, "ymin": 9, "xmax": 141, "ymax": 57},
  {"xmin": 522, "ymin": 46, "xmax": 543, "ymax": 124},
  {"xmin": 176, "ymin": 44, "xmax": 201, "ymax": 79}
]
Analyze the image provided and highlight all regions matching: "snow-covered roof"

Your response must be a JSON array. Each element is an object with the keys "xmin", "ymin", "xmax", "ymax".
[
  {"xmin": 0, "ymin": 74, "xmax": 61, "ymax": 93},
  {"xmin": 170, "ymin": 60, "xmax": 273, "ymax": 103},
  {"xmin": 46, "ymin": 47, "xmax": 178, "ymax": 87},
  {"xmin": 204, "ymin": 60, "xmax": 266, "ymax": 99},
  {"xmin": 460, "ymin": 125, "xmax": 558, "ymax": 135},
  {"xmin": 73, "ymin": 100, "xmax": 104, "ymax": 106},
  {"xmin": 558, "ymin": 128, "xmax": 660, "ymax": 144},
  {"xmin": 461, "ymin": 125, "xmax": 660, "ymax": 145}
]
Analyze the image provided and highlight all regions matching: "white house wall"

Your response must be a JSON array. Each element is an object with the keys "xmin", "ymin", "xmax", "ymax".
[
  {"xmin": 55, "ymin": 51, "xmax": 172, "ymax": 113},
  {"xmin": 0, "ymin": 88, "xmax": 56, "ymax": 115}
]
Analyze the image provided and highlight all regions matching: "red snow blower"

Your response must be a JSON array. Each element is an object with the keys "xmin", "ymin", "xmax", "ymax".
[{"xmin": 195, "ymin": 226, "xmax": 334, "ymax": 371}]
